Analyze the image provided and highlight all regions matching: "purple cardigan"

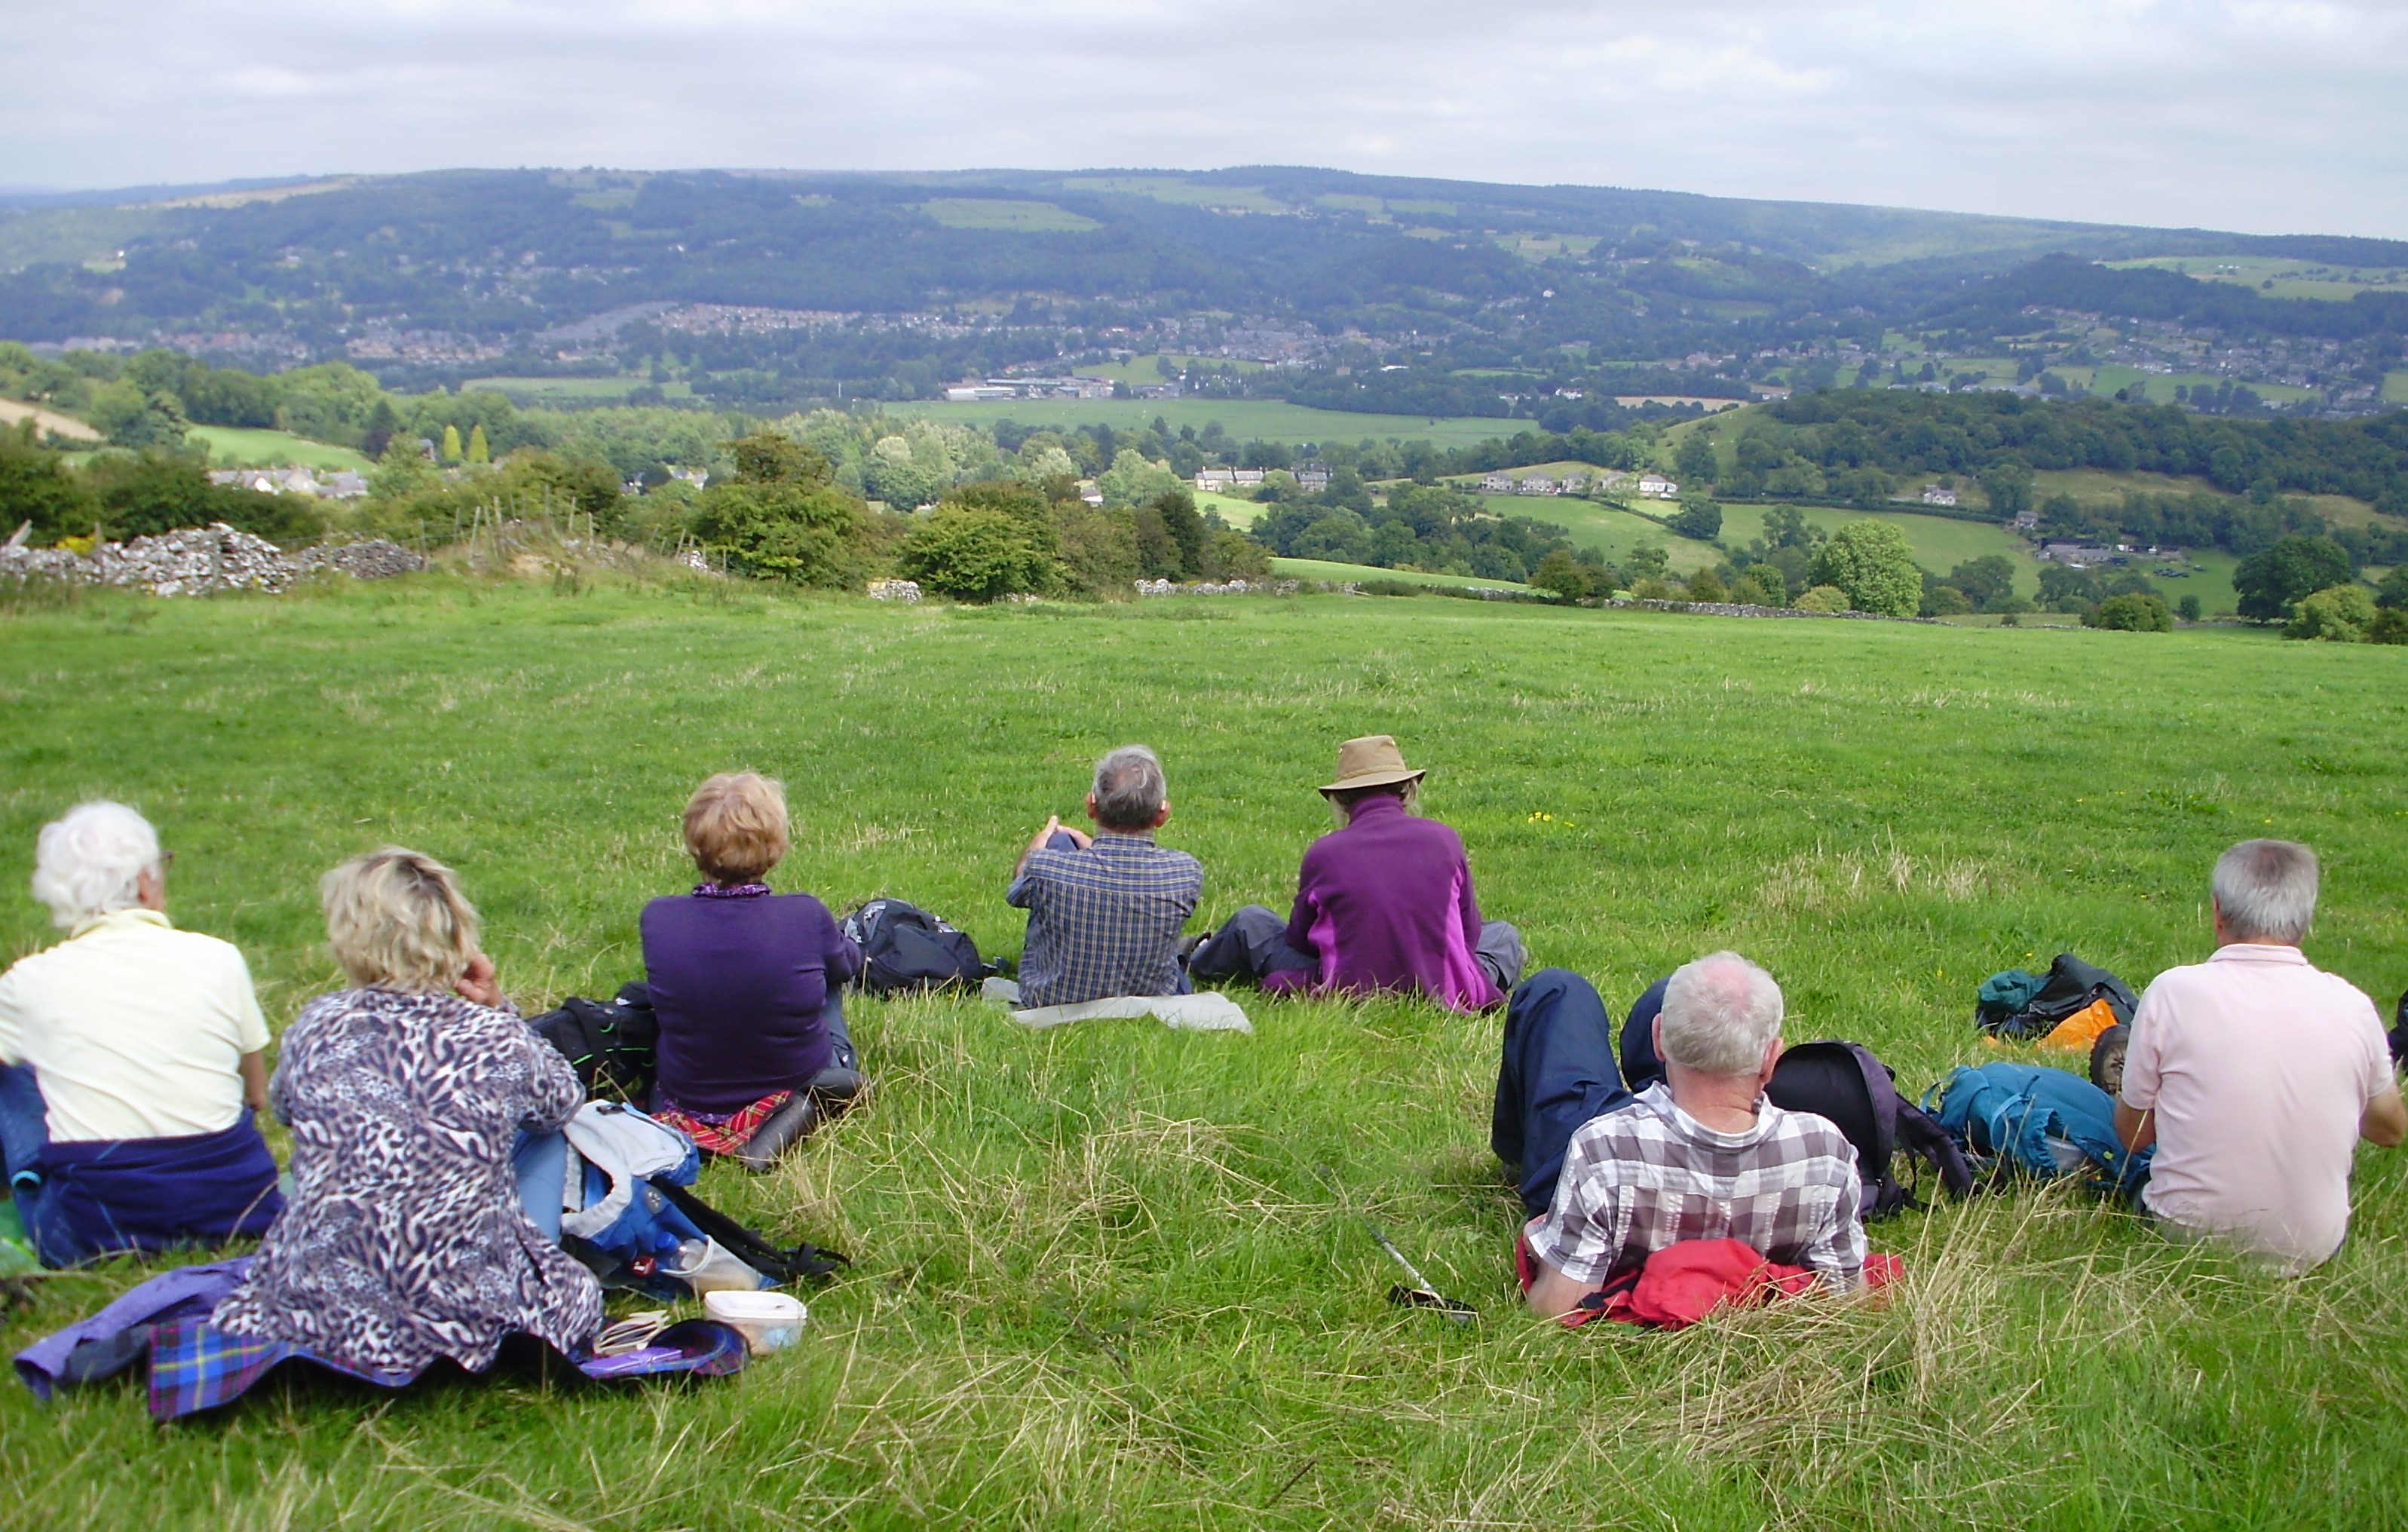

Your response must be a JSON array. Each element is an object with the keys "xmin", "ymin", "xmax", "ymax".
[
  {"xmin": 1270, "ymin": 794, "xmax": 1501, "ymax": 1011},
  {"xmin": 640, "ymin": 889, "xmax": 863, "ymax": 1114}
]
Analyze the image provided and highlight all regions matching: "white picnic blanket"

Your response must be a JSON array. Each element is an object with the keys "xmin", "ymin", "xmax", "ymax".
[{"xmin": 982, "ymin": 976, "xmax": 1253, "ymax": 1033}]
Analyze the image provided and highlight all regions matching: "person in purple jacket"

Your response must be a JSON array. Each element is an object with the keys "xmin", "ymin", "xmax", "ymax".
[
  {"xmin": 1190, "ymin": 736, "xmax": 1523, "ymax": 1012},
  {"xmin": 640, "ymin": 772, "xmax": 865, "ymax": 1172}
]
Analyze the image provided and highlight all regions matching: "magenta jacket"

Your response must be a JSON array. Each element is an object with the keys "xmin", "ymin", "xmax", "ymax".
[{"xmin": 1266, "ymin": 794, "xmax": 1501, "ymax": 1011}]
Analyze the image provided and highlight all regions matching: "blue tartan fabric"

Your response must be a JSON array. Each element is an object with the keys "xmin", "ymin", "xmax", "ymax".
[
  {"xmin": 1006, "ymin": 833, "xmax": 1202, "ymax": 1009},
  {"xmin": 142, "ymin": 1316, "xmax": 749, "ymax": 1420}
]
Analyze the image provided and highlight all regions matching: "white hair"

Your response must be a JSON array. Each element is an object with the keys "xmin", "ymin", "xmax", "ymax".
[
  {"xmin": 2213, "ymin": 839, "xmax": 2319, "ymax": 945},
  {"xmin": 30, "ymin": 801, "xmax": 162, "ymax": 929},
  {"xmin": 1091, "ymin": 744, "xmax": 1167, "ymax": 832},
  {"xmin": 1659, "ymin": 951, "xmax": 1785, "ymax": 1077}
]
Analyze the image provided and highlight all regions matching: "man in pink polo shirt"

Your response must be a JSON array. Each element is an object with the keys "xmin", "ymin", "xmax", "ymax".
[{"xmin": 2115, "ymin": 839, "xmax": 2405, "ymax": 1274}]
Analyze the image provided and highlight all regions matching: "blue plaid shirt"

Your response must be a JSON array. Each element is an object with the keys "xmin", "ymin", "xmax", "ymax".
[{"xmin": 1006, "ymin": 832, "xmax": 1203, "ymax": 1007}]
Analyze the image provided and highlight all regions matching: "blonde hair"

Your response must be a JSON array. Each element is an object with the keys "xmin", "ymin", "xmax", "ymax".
[
  {"xmin": 683, "ymin": 772, "xmax": 791, "ymax": 884},
  {"xmin": 323, "ymin": 847, "xmax": 480, "ymax": 992}
]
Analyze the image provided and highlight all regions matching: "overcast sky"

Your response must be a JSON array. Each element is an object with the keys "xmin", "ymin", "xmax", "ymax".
[{"xmin": 4, "ymin": 0, "xmax": 2404, "ymax": 239}]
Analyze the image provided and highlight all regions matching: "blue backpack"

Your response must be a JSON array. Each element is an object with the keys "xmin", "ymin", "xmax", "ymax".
[
  {"xmin": 559, "ymin": 1103, "xmax": 849, "ymax": 1297},
  {"xmin": 1925, "ymin": 1062, "xmax": 2151, "ymax": 1198}
]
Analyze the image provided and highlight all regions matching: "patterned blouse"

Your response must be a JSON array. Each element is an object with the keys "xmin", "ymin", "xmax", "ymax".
[{"xmin": 210, "ymin": 988, "xmax": 604, "ymax": 1373}]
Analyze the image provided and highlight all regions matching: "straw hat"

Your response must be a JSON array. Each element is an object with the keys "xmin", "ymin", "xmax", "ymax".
[{"xmin": 1319, "ymin": 735, "xmax": 1426, "ymax": 795}]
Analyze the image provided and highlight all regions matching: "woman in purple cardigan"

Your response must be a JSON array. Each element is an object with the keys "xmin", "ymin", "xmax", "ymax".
[{"xmin": 640, "ymin": 773, "xmax": 864, "ymax": 1172}]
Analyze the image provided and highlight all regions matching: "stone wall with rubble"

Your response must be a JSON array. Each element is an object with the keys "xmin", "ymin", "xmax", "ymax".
[{"xmin": 0, "ymin": 525, "xmax": 425, "ymax": 596}]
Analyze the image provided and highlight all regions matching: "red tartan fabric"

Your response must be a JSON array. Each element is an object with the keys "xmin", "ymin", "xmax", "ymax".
[
  {"xmin": 1517, "ymin": 1233, "xmax": 1902, "ymax": 1329},
  {"xmin": 651, "ymin": 1090, "xmax": 793, "ymax": 1156}
]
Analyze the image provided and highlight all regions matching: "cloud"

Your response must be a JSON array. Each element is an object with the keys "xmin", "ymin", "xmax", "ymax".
[{"xmin": 2, "ymin": 0, "xmax": 2402, "ymax": 239}]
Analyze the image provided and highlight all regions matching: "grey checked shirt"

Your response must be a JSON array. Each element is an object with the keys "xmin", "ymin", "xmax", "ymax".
[
  {"xmin": 1526, "ymin": 1083, "xmax": 1866, "ymax": 1291},
  {"xmin": 1006, "ymin": 833, "xmax": 1203, "ymax": 1008}
]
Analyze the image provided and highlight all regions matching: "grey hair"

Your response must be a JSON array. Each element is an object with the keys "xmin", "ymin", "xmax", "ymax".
[
  {"xmin": 1659, "ymin": 951, "xmax": 1785, "ymax": 1077},
  {"xmin": 30, "ymin": 801, "xmax": 161, "ymax": 929},
  {"xmin": 1091, "ymin": 744, "xmax": 1168, "ymax": 832},
  {"xmin": 2213, "ymin": 839, "xmax": 2318, "ymax": 945}
]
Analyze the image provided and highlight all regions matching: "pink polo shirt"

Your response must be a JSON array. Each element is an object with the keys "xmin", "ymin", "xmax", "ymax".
[{"xmin": 2121, "ymin": 944, "xmax": 2393, "ymax": 1274}]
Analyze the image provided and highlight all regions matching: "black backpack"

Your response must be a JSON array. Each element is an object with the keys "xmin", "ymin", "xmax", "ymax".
[
  {"xmin": 2390, "ymin": 988, "xmax": 2408, "ymax": 1068},
  {"xmin": 1766, "ymin": 1040, "xmax": 1978, "ymax": 1221},
  {"xmin": 527, "ymin": 982, "xmax": 659, "ymax": 1102},
  {"xmin": 1982, "ymin": 953, "xmax": 2138, "ymax": 1042},
  {"xmin": 842, "ymin": 899, "xmax": 989, "ymax": 996}
]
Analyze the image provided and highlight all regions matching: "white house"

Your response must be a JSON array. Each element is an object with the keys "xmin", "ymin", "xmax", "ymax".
[
  {"xmin": 1558, "ymin": 473, "xmax": 1589, "ymax": 495},
  {"xmin": 1516, "ymin": 476, "xmax": 1558, "ymax": 496},
  {"xmin": 1921, "ymin": 483, "xmax": 1959, "ymax": 507},
  {"xmin": 1232, "ymin": 468, "xmax": 1265, "ymax": 487},
  {"xmin": 1478, "ymin": 473, "xmax": 1514, "ymax": 494},
  {"xmin": 1296, "ymin": 469, "xmax": 1330, "ymax": 490},
  {"xmin": 1635, "ymin": 473, "xmax": 1678, "ymax": 499},
  {"xmin": 1193, "ymin": 468, "xmax": 1236, "ymax": 491}
]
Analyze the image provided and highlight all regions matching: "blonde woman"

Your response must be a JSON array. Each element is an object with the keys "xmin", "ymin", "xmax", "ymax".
[
  {"xmin": 640, "ymin": 772, "xmax": 864, "ymax": 1172},
  {"xmin": 209, "ymin": 848, "xmax": 602, "ymax": 1374}
]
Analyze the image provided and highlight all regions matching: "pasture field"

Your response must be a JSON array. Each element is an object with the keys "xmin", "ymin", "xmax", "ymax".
[
  {"xmin": 2108, "ymin": 256, "xmax": 2408, "ymax": 302},
  {"xmin": 2386, "ymin": 372, "xmax": 2408, "ymax": 406},
  {"xmin": 1267, "ymin": 558, "xmax": 1531, "ymax": 591},
  {"xmin": 1714, "ymin": 503, "xmax": 2039, "ymax": 594},
  {"xmin": 185, "ymin": 425, "xmax": 374, "ymax": 473},
  {"xmin": 1475, "ymin": 494, "xmax": 1714, "ymax": 575},
  {"xmin": 3, "ymin": 578, "xmax": 2407, "ymax": 1530},
  {"xmin": 886, "ymin": 397, "xmax": 1522, "ymax": 449},
  {"xmin": 463, "ymin": 377, "xmax": 699, "ymax": 404}
]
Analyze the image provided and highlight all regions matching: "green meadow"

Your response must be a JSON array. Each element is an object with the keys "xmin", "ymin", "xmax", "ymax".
[
  {"xmin": 886, "ymin": 397, "xmax": 1521, "ymax": 449},
  {"xmin": 3, "ymin": 577, "xmax": 2406, "ymax": 1529},
  {"xmin": 185, "ymin": 426, "xmax": 375, "ymax": 473}
]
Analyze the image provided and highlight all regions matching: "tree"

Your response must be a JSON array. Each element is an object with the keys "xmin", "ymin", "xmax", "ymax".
[
  {"xmin": 466, "ymin": 423, "xmax": 490, "ymax": 465},
  {"xmin": 1150, "ymin": 489, "xmax": 1208, "ymax": 577},
  {"xmin": 1921, "ymin": 585, "xmax": 1971, "ymax": 617},
  {"xmin": 1730, "ymin": 565, "xmax": 1788, "ymax": 606},
  {"xmin": 1978, "ymin": 457, "xmax": 2033, "ymax": 519},
  {"xmin": 1684, "ymin": 565, "xmax": 1727, "ymax": 602},
  {"xmin": 1808, "ymin": 521, "xmax": 1921, "ymax": 617},
  {"xmin": 2234, "ymin": 535, "xmax": 2351, "ymax": 620},
  {"xmin": 1096, "ymin": 449, "xmax": 1180, "ymax": 508},
  {"xmin": 1530, "ymin": 548, "xmax": 1595, "ymax": 602},
  {"xmin": 2376, "ymin": 565, "xmax": 2408, "ymax": 610},
  {"xmin": 0, "ymin": 423, "xmax": 97, "ymax": 541},
  {"xmin": 898, "ymin": 505, "xmax": 1055, "ymax": 600},
  {"xmin": 1668, "ymin": 496, "xmax": 1722, "ymax": 541},
  {"xmin": 1673, "ymin": 433, "xmax": 1717, "ymax": 487},
  {"xmin": 1946, "ymin": 555, "xmax": 2017, "ymax": 611},
  {"xmin": 688, "ymin": 430, "xmax": 870, "ymax": 587},
  {"xmin": 2177, "ymin": 593, "xmax": 2203, "ymax": 622},
  {"xmin": 2284, "ymin": 584, "xmax": 2376, "ymax": 642},
  {"xmin": 1794, "ymin": 585, "xmax": 1850, "ymax": 613},
  {"xmin": 2370, "ymin": 607, "xmax": 2408, "ymax": 645},
  {"xmin": 441, "ymin": 424, "xmax": 463, "ymax": 464},
  {"xmin": 2085, "ymin": 592, "xmax": 2174, "ymax": 632},
  {"xmin": 89, "ymin": 383, "xmax": 189, "ymax": 449}
]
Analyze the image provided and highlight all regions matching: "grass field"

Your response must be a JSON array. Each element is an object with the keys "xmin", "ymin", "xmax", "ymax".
[
  {"xmin": 1475, "ymin": 494, "xmax": 1716, "ymax": 575},
  {"xmin": 185, "ymin": 426, "xmax": 374, "ymax": 473},
  {"xmin": 1714, "ymin": 503, "xmax": 2040, "ymax": 595},
  {"xmin": 887, "ymin": 397, "xmax": 1522, "ymax": 449},
  {"xmin": 463, "ymin": 377, "xmax": 699, "ymax": 404},
  {"xmin": 2109, "ymin": 256, "xmax": 2408, "ymax": 303},
  {"xmin": 5, "ymin": 578, "xmax": 2408, "ymax": 1528},
  {"xmin": 1269, "ymin": 557, "xmax": 1531, "ymax": 591},
  {"xmin": 918, "ymin": 199, "xmax": 1101, "ymax": 233}
]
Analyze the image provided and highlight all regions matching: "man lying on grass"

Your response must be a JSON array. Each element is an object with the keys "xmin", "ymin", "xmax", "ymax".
[
  {"xmin": 1004, "ymin": 744, "xmax": 1202, "ymax": 1009},
  {"xmin": 1504, "ymin": 954, "xmax": 1866, "ymax": 1320},
  {"xmin": 2115, "ymin": 838, "xmax": 2406, "ymax": 1275}
]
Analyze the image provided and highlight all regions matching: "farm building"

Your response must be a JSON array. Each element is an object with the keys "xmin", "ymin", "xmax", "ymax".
[
  {"xmin": 1921, "ymin": 483, "xmax": 1959, "ymax": 506},
  {"xmin": 1636, "ymin": 473, "xmax": 1678, "ymax": 498}
]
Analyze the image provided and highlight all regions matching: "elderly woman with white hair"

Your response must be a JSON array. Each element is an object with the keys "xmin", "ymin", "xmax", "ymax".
[
  {"xmin": 1497, "ymin": 954, "xmax": 1867, "ymax": 1320},
  {"xmin": 208, "ymin": 847, "xmax": 602, "ymax": 1374},
  {"xmin": 0, "ymin": 801, "xmax": 282, "ymax": 1266}
]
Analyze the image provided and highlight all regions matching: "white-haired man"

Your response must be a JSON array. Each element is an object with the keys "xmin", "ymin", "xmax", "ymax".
[
  {"xmin": 0, "ymin": 801, "xmax": 282, "ymax": 1265},
  {"xmin": 1517, "ymin": 953, "xmax": 1865, "ymax": 1319},
  {"xmin": 1004, "ymin": 745, "xmax": 1203, "ymax": 1009},
  {"xmin": 2115, "ymin": 839, "xmax": 2404, "ymax": 1274}
]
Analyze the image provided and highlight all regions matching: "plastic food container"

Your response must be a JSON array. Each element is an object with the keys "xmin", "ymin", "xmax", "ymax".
[{"xmin": 704, "ymin": 1289, "xmax": 807, "ymax": 1353}]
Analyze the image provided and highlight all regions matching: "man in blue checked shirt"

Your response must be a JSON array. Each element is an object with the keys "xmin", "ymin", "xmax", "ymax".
[{"xmin": 1006, "ymin": 745, "xmax": 1204, "ymax": 1008}]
